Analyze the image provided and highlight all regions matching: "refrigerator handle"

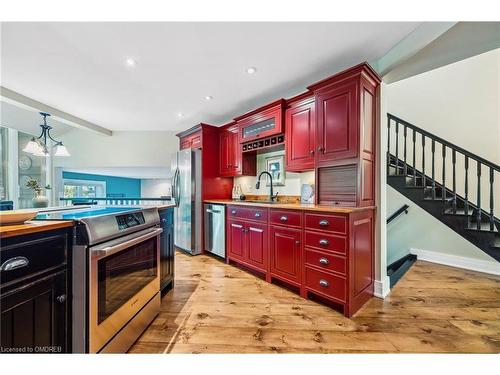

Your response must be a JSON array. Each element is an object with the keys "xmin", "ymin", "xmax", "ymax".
[{"xmin": 174, "ymin": 168, "xmax": 181, "ymax": 207}]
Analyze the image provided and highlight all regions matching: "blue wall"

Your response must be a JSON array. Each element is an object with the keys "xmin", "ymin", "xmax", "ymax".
[{"xmin": 62, "ymin": 171, "xmax": 141, "ymax": 198}]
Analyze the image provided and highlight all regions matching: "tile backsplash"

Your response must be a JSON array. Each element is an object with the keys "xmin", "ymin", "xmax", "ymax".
[{"xmin": 234, "ymin": 150, "xmax": 315, "ymax": 197}]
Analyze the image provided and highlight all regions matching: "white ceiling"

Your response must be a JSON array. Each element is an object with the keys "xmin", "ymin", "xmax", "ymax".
[{"xmin": 1, "ymin": 22, "xmax": 420, "ymax": 131}]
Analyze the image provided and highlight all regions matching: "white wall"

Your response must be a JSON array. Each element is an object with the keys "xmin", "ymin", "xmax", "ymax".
[
  {"xmin": 54, "ymin": 128, "xmax": 179, "ymax": 171},
  {"xmin": 141, "ymin": 179, "xmax": 171, "ymax": 198},
  {"xmin": 234, "ymin": 150, "xmax": 315, "ymax": 198},
  {"xmin": 387, "ymin": 185, "xmax": 496, "ymax": 264},
  {"xmin": 386, "ymin": 48, "xmax": 500, "ymax": 217}
]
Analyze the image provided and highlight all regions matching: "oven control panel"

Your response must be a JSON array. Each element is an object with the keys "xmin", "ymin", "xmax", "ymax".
[{"xmin": 116, "ymin": 212, "xmax": 146, "ymax": 230}]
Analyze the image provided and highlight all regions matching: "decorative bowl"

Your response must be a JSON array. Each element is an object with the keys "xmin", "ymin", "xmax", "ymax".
[{"xmin": 0, "ymin": 210, "xmax": 38, "ymax": 226}]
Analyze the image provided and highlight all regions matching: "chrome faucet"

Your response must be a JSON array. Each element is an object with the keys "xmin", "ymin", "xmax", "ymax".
[{"xmin": 255, "ymin": 171, "xmax": 278, "ymax": 201}]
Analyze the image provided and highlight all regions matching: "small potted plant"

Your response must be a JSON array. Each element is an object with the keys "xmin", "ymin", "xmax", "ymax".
[{"xmin": 26, "ymin": 177, "xmax": 50, "ymax": 208}]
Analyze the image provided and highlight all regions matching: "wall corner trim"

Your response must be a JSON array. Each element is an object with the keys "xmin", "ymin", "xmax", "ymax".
[
  {"xmin": 410, "ymin": 248, "xmax": 500, "ymax": 276},
  {"xmin": 374, "ymin": 276, "xmax": 391, "ymax": 299}
]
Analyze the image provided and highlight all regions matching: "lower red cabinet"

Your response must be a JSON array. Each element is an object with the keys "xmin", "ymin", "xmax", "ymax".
[
  {"xmin": 269, "ymin": 226, "xmax": 302, "ymax": 286},
  {"xmin": 227, "ymin": 219, "xmax": 268, "ymax": 273},
  {"xmin": 226, "ymin": 205, "xmax": 374, "ymax": 318}
]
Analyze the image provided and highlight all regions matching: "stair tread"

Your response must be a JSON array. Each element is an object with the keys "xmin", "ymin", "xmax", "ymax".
[
  {"xmin": 444, "ymin": 208, "xmax": 475, "ymax": 216},
  {"xmin": 466, "ymin": 222, "xmax": 499, "ymax": 233}
]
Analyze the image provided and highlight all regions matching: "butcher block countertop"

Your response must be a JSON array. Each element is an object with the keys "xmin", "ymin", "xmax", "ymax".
[
  {"xmin": 0, "ymin": 221, "xmax": 74, "ymax": 239},
  {"xmin": 204, "ymin": 199, "xmax": 375, "ymax": 213}
]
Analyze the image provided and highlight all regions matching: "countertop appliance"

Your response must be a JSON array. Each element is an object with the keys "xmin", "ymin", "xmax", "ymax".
[
  {"xmin": 171, "ymin": 149, "xmax": 202, "ymax": 255},
  {"xmin": 70, "ymin": 207, "xmax": 162, "ymax": 353},
  {"xmin": 204, "ymin": 203, "xmax": 225, "ymax": 258}
]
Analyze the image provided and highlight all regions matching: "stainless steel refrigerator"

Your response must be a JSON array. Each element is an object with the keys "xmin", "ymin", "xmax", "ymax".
[{"xmin": 171, "ymin": 149, "xmax": 202, "ymax": 255}]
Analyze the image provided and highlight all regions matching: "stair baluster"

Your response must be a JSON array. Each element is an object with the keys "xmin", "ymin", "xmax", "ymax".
[
  {"xmin": 395, "ymin": 121, "xmax": 399, "ymax": 174},
  {"xmin": 431, "ymin": 139, "xmax": 436, "ymax": 200},
  {"xmin": 490, "ymin": 167, "xmax": 495, "ymax": 231},
  {"xmin": 452, "ymin": 149, "xmax": 457, "ymax": 213},
  {"xmin": 403, "ymin": 125, "xmax": 407, "ymax": 176},
  {"xmin": 442, "ymin": 145, "xmax": 446, "ymax": 201},
  {"xmin": 387, "ymin": 117, "xmax": 391, "ymax": 171},
  {"xmin": 477, "ymin": 163, "xmax": 482, "ymax": 230},
  {"xmin": 465, "ymin": 156, "xmax": 469, "ymax": 225},
  {"xmin": 412, "ymin": 129, "xmax": 416, "ymax": 186},
  {"xmin": 422, "ymin": 135, "xmax": 426, "ymax": 187}
]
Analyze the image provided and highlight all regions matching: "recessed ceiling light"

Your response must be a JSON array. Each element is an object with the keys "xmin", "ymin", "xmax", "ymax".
[
  {"xmin": 246, "ymin": 67, "xmax": 257, "ymax": 74},
  {"xmin": 177, "ymin": 113, "xmax": 184, "ymax": 118},
  {"xmin": 205, "ymin": 95, "xmax": 213, "ymax": 101},
  {"xmin": 125, "ymin": 58, "xmax": 137, "ymax": 67}
]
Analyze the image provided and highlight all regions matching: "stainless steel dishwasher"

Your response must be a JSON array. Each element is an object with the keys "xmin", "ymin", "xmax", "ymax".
[{"xmin": 204, "ymin": 203, "xmax": 225, "ymax": 258}]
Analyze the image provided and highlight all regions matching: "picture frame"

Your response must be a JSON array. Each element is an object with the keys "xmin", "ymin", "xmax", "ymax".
[{"xmin": 265, "ymin": 155, "xmax": 285, "ymax": 186}]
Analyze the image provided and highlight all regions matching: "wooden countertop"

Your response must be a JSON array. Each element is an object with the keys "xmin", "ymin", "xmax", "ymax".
[
  {"xmin": 0, "ymin": 221, "xmax": 74, "ymax": 239},
  {"xmin": 204, "ymin": 199, "xmax": 375, "ymax": 213}
]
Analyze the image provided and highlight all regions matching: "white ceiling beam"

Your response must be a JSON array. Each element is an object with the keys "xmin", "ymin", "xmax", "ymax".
[
  {"xmin": 373, "ymin": 22, "xmax": 457, "ymax": 78},
  {"xmin": 0, "ymin": 86, "xmax": 112, "ymax": 136}
]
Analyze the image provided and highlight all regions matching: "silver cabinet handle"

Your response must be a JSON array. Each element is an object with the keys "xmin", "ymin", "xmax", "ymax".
[
  {"xmin": 319, "ymin": 257, "xmax": 329, "ymax": 265},
  {"xmin": 206, "ymin": 209, "xmax": 221, "ymax": 214},
  {"xmin": 319, "ymin": 239, "xmax": 329, "ymax": 246},
  {"xmin": 280, "ymin": 216, "xmax": 288, "ymax": 222},
  {"xmin": 231, "ymin": 210, "xmax": 237, "ymax": 214},
  {"xmin": 254, "ymin": 213, "xmax": 261, "ymax": 218},
  {"xmin": 319, "ymin": 220, "xmax": 329, "ymax": 226},
  {"xmin": 56, "ymin": 294, "xmax": 66, "ymax": 303},
  {"xmin": 319, "ymin": 279, "xmax": 329, "ymax": 287},
  {"xmin": 0, "ymin": 256, "xmax": 29, "ymax": 272}
]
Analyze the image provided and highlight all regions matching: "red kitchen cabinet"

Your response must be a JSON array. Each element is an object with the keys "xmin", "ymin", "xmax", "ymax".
[
  {"xmin": 269, "ymin": 226, "xmax": 302, "ymax": 286},
  {"xmin": 246, "ymin": 223, "xmax": 268, "ymax": 271},
  {"xmin": 235, "ymin": 99, "xmax": 285, "ymax": 143},
  {"xmin": 315, "ymin": 80, "xmax": 358, "ymax": 164},
  {"xmin": 308, "ymin": 63, "xmax": 380, "ymax": 207},
  {"xmin": 219, "ymin": 123, "xmax": 256, "ymax": 177},
  {"xmin": 227, "ymin": 206, "xmax": 268, "ymax": 274},
  {"xmin": 228, "ymin": 220, "xmax": 246, "ymax": 262},
  {"xmin": 179, "ymin": 131, "xmax": 202, "ymax": 150},
  {"xmin": 285, "ymin": 96, "xmax": 316, "ymax": 172}
]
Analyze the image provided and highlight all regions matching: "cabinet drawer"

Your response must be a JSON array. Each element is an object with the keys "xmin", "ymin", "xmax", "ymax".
[
  {"xmin": 305, "ymin": 213, "xmax": 347, "ymax": 234},
  {"xmin": 305, "ymin": 231, "xmax": 347, "ymax": 254},
  {"xmin": 228, "ymin": 205, "xmax": 268, "ymax": 222},
  {"xmin": 305, "ymin": 266, "xmax": 346, "ymax": 302},
  {"xmin": 305, "ymin": 249, "xmax": 346, "ymax": 275},
  {"xmin": 1, "ymin": 233, "xmax": 68, "ymax": 287},
  {"xmin": 269, "ymin": 209, "xmax": 302, "ymax": 227}
]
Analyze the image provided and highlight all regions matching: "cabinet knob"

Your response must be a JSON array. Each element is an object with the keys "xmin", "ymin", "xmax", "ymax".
[
  {"xmin": 161, "ymin": 218, "xmax": 167, "ymax": 224},
  {"xmin": 317, "ymin": 146, "xmax": 324, "ymax": 152},
  {"xmin": 309, "ymin": 150, "xmax": 315, "ymax": 155},
  {"xmin": 295, "ymin": 240, "xmax": 300, "ymax": 245},
  {"xmin": 319, "ymin": 239, "xmax": 329, "ymax": 246},
  {"xmin": 318, "ymin": 220, "xmax": 329, "ymax": 226},
  {"xmin": 254, "ymin": 213, "xmax": 261, "ymax": 218},
  {"xmin": 280, "ymin": 216, "xmax": 288, "ymax": 222},
  {"xmin": 231, "ymin": 210, "xmax": 237, "ymax": 214},
  {"xmin": 319, "ymin": 257, "xmax": 330, "ymax": 265},
  {"xmin": 56, "ymin": 294, "xmax": 66, "ymax": 303},
  {"xmin": 319, "ymin": 279, "xmax": 329, "ymax": 288}
]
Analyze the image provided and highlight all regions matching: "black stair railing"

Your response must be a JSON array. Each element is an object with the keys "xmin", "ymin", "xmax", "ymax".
[
  {"xmin": 387, "ymin": 204, "xmax": 410, "ymax": 224},
  {"xmin": 387, "ymin": 113, "xmax": 500, "ymax": 231}
]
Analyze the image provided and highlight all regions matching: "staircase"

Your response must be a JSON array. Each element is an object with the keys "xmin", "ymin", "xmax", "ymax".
[{"xmin": 386, "ymin": 113, "xmax": 500, "ymax": 262}]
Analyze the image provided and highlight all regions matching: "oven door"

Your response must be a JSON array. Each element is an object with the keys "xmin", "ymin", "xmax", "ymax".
[{"xmin": 88, "ymin": 227, "xmax": 162, "ymax": 353}]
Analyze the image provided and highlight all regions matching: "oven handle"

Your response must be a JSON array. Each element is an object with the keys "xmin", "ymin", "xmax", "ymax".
[{"xmin": 91, "ymin": 227, "xmax": 163, "ymax": 260}]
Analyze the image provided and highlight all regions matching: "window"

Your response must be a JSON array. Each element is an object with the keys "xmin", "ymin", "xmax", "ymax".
[{"xmin": 63, "ymin": 179, "xmax": 105, "ymax": 198}]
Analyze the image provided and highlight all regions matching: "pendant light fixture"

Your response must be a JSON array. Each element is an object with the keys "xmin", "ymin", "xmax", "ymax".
[{"xmin": 23, "ymin": 112, "xmax": 70, "ymax": 157}]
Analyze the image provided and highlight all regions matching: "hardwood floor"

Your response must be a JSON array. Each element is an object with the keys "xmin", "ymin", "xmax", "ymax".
[{"xmin": 129, "ymin": 251, "xmax": 500, "ymax": 353}]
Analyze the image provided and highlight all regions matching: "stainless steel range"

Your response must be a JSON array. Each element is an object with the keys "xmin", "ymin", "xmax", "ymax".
[{"xmin": 69, "ymin": 207, "xmax": 162, "ymax": 353}]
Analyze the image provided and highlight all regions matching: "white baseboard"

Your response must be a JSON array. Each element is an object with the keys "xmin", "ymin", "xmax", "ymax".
[
  {"xmin": 374, "ymin": 275, "xmax": 391, "ymax": 299},
  {"xmin": 410, "ymin": 248, "xmax": 500, "ymax": 276}
]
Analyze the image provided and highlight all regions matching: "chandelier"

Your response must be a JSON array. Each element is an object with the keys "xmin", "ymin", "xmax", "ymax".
[{"xmin": 23, "ymin": 112, "xmax": 70, "ymax": 157}]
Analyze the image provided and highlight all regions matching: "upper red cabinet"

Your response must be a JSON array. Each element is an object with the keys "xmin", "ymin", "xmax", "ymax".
[
  {"xmin": 315, "ymin": 80, "xmax": 358, "ymax": 165},
  {"xmin": 178, "ymin": 130, "xmax": 202, "ymax": 150},
  {"xmin": 285, "ymin": 95, "xmax": 316, "ymax": 172},
  {"xmin": 219, "ymin": 122, "xmax": 256, "ymax": 177},
  {"xmin": 235, "ymin": 99, "xmax": 285, "ymax": 143}
]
